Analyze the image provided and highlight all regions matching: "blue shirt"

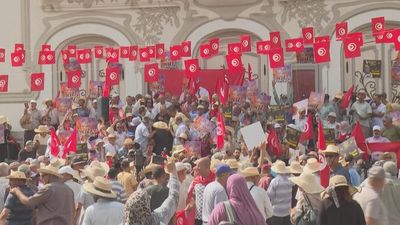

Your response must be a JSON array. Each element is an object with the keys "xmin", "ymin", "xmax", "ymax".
[
  {"xmin": 267, "ymin": 174, "xmax": 293, "ymax": 217},
  {"xmin": 5, "ymin": 185, "xmax": 35, "ymax": 225}
]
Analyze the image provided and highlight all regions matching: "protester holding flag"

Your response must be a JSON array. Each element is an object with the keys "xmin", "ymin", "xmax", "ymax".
[
  {"xmin": 321, "ymin": 145, "xmax": 352, "ymax": 184},
  {"xmin": 350, "ymin": 90, "xmax": 372, "ymax": 137}
]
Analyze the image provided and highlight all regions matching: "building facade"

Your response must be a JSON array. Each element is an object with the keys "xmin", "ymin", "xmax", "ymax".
[{"xmin": 0, "ymin": 0, "xmax": 400, "ymax": 131}]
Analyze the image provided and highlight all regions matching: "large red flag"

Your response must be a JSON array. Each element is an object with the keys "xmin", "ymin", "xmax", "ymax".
[
  {"xmin": 31, "ymin": 73, "xmax": 45, "ymax": 91},
  {"xmin": 0, "ymin": 75, "xmax": 8, "ymax": 93},
  {"xmin": 317, "ymin": 119, "xmax": 330, "ymax": 187},
  {"xmin": 350, "ymin": 121, "xmax": 368, "ymax": 161},
  {"xmin": 62, "ymin": 129, "xmax": 77, "ymax": 159},
  {"xmin": 366, "ymin": 142, "xmax": 400, "ymax": 167},
  {"xmin": 313, "ymin": 41, "xmax": 331, "ymax": 64},
  {"xmin": 217, "ymin": 108, "xmax": 225, "ymax": 149},
  {"xmin": 267, "ymin": 127, "xmax": 282, "ymax": 158},
  {"xmin": 50, "ymin": 128, "xmax": 60, "ymax": 157},
  {"xmin": 299, "ymin": 113, "xmax": 314, "ymax": 142},
  {"xmin": 247, "ymin": 63, "xmax": 253, "ymax": 81},
  {"xmin": 302, "ymin": 27, "xmax": 315, "ymax": 45},
  {"xmin": 371, "ymin": 17, "xmax": 385, "ymax": 35},
  {"xmin": 336, "ymin": 22, "xmax": 348, "ymax": 41},
  {"xmin": 340, "ymin": 85, "xmax": 354, "ymax": 108},
  {"xmin": 216, "ymin": 74, "xmax": 229, "ymax": 105}
]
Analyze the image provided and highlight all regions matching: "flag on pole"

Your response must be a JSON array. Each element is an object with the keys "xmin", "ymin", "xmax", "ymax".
[
  {"xmin": 340, "ymin": 85, "xmax": 354, "ymax": 109},
  {"xmin": 317, "ymin": 119, "xmax": 330, "ymax": 188},
  {"xmin": 217, "ymin": 108, "xmax": 225, "ymax": 149},
  {"xmin": 267, "ymin": 127, "xmax": 282, "ymax": 158},
  {"xmin": 299, "ymin": 113, "xmax": 314, "ymax": 142},
  {"xmin": 62, "ymin": 129, "xmax": 77, "ymax": 159},
  {"xmin": 50, "ymin": 128, "xmax": 60, "ymax": 157}
]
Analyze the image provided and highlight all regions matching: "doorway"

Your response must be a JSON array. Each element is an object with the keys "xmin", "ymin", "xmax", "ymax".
[{"xmin": 292, "ymin": 69, "xmax": 316, "ymax": 102}]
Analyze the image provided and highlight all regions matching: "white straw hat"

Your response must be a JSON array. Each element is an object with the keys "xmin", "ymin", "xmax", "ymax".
[
  {"xmin": 303, "ymin": 158, "xmax": 320, "ymax": 173},
  {"xmin": 289, "ymin": 172, "xmax": 324, "ymax": 194},
  {"xmin": 83, "ymin": 176, "xmax": 116, "ymax": 199},
  {"xmin": 289, "ymin": 161, "xmax": 304, "ymax": 174},
  {"xmin": 271, "ymin": 160, "xmax": 290, "ymax": 174}
]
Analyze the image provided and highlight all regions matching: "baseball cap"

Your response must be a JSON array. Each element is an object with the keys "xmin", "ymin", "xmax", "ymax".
[
  {"xmin": 215, "ymin": 164, "xmax": 234, "ymax": 176},
  {"xmin": 373, "ymin": 125, "xmax": 381, "ymax": 131},
  {"xmin": 58, "ymin": 166, "xmax": 75, "ymax": 176},
  {"xmin": 368, "ymin": 166, "xmax": 385, "ymax": 180}
]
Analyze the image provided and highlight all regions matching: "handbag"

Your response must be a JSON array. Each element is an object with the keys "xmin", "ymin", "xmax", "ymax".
[
  {"xmin": 296, "ymin": 194, "xmax": 318, "ymax": 225},
  {"xmin": 218, "ymin": 201, "xmax": 237, "ymax": 225}
]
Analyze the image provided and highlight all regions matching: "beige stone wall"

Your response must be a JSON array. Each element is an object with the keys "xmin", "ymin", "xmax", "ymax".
[{"xmin": 0, "ymin": 0, "xmax": 400, "ymax": 131}]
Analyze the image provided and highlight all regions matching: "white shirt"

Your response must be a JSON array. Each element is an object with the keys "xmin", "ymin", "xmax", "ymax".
[
  {"xmin": 103, "ymin": 143, "xmax": 118, "ymax": 156},
  {"xmin": 0, "ymin": 177, "xmax": 9, "ymax": 212},
  {"xmin": 247, "ymin": 181, "xmax": 273, "ymax": 220},
  {"xmin": 65, "ymin": 179, "xmax": 82, "ymax": 203},
  {"xmin": 201, "ymin": 181, "xmax": 228, "ymax": 224},
  {"xmin": 371, "ymin": 103, "xmax": 386, "ymax": 128},
  {"xmin": 82, "ymin": 198, "xmax": 124, "ymax": 225},
  {"xmin": 115, "ymin": 131, "xmax": 127, "ymax": 149},
  {"xmin": 134, "ymin": 122, "xmax": 150, "ymax": 154},
  {"xmin": 154, "ymin": 101, "xmax": 172, "ymax": 115},
  {"xmin": 177, "ymin": 176, "xmax": 193, "ymax": 211}
]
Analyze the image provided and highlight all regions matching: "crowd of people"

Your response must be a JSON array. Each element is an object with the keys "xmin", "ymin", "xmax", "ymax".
[{"xmin": 0, "ymin": 86, "xmax": 398, "ymax": 225}]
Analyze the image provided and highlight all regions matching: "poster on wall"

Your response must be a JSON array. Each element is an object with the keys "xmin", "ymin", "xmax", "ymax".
[
  {"xmin": 296, "ymin": 47, "xmax": 314, "ymax": 64},
  {"xmin": 363, "ymin": 60, "xmax": 381, "ymax": 78},
  {"xmin": 272, "ymin": 64, "xmax": 292, "ymax": 83},
  {"xmin": 391, "ymin": 60, "xmax": 400, "ymax": 83}
]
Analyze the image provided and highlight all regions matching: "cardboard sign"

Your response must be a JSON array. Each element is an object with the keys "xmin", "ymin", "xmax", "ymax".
[
  {"xmin": 88, "ymin": 81, "xmax": 104, "ymax": 99},
  {"xmin": 60, "ymin": 82, "xmax": 80, "ymax": 99},
  {"xmin": 75, "ymin": 117, "xmax": 97, "ymax": 143},
  {"xmin": 338, "ymin": 137, "xmax": 360, "ymax": 158},
  {"xmin": 272, "ymin": 64, "xmax": 292, "ymax": 83},
  {"xmin": 308, "ymin": 92, "xmax": 324, "ymax": 108},
  {"xmin": 190, "ymin": 115, "xmax": 216, "ymax": 139},
  {"xmin": 229, "ymin": 85, "xmax": 246, "ymax": 103},
  {"xmin": 251, "ymin": 92, "xmax": 271, "ymax": 111},
  {"xmin": 268, "ymin": 105, "xmax": 286, "ymax": 122},
  {"xmin": 286, "ymin": 126, "xmax": 302, "ymax": 149},
  {"xmin": 363, "ymin": 60, "xmax": 381, "ymax": 78},
  {"xmin": 55, "ymin": 98, "xmax": 73, "ymax": 115},
  {"xmin": 240, "ymin": 122, "xmax": 267, "ymax": 150},
  {"xmin": 391, "ymin": 60, "xmax": 400, "ymax": 83},
  {"xmin": 184, "ymin": 141, "xmax": 201, "ymax": 155},
  {"xmin": 323, "ymin": 128, "xmax": 336, "ymax": 145},
  {"xmin": 292, "ymin": 99, "xmax": 308, "ymax": 121}
]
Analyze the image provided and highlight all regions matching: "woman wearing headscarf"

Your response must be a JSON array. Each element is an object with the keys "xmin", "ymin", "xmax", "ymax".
[
  {"xmin": 208, "ymin": 174, "xmax": 266, "ymax": 225},
  {"xmin": 120, "ymin": 159, "xmax": 179, "ymax": 225},
  {"xmin": 289, "ymin": 172, "xmax": 323, "ymax": 224},
  {"xmin": 317, "ymin": 175, "xmax": 365, "ymax": 225}
]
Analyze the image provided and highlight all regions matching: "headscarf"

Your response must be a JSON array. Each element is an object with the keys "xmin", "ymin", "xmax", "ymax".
[
  {"xmin": 227, "ymin": 174, "xmax": 265, "ymax": 225},
  {"xmin": 122, "ymin": 190, "xmax": 152, "ymax": 225}
]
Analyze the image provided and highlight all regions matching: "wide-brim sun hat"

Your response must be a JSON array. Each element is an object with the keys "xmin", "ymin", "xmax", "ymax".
[
  {"xmin": 153, "ymin": 121, "xmax": 169, "ymax": 130},
  {"xmin": 83, "ymin": 176, "xmax": 116, "ymax": 199},
  {"xmin": 0, "ymin": 116, "xmax": 8, "ymax": 124},
  {"xmin": 320, "ymin": 145, "xmax": 340, "ymax": 155},
  {"xmin": 7, "ymin": 171, "xmax": 27, "ymax": 180},
  {"xmin": 289, "ymin": 161, "xmax": 304, "ymax": 174},
  {"xmin": 303, "ymin": 158, "xmax": 320, "ymax": 173},
  {"xmin": 271, "ymin": 160, "xmax": 290, "ymax": 174},
  {"xmin": 325, "ymin": 175, "xmax": 359, "ymax": 196},
  {"xmin": 172, "ymin": 145, "xmax": 186, "ymax": 156},
  {"xmin": 84, "ymin": 165, "xmax": 106, "ymax": 181},
  {"xmin": 139, "ymin": 163, "xmax": 158, "ymax": 177},
  {"xmin": 240, "ymin": 167, "xmax": 260, "ymax": 178},
  {"xmin": 289, "ymin": 172, "xmax": 324, "ymax": 194},
  {"xmin": 38, "ymin": 165, "xmax": 63, "ymax": 178},
  {"xmin": 226, "ymin": 159, "xmax": 241, "ymax": 170},
  {"xmin": 34, "ymin": 125, "xmax": 50, "ymax": 133}
]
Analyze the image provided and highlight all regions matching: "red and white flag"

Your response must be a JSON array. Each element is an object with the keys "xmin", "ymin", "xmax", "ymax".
[
  {"xmin": 62, "ymin": 129, "xmax": 77, "ymax": 159},
  {"xmin": 217, "ymin": 108, "xmax": 226, "ymax": 149},
  {"xmin": 120, "ymin": 46, "xmax": 130, "ymax": 58},
  {"xmin": 144, "ymin": 63, "xmax": 159, "ymax": 83},
  {"xmin": 148, "ymin": 46, "xmax": 156, "ymax": 58},
  {"xmin": 106, "ymin": 66, "xmax": 120, "ymax": 86},
  {"xmin": 155, "ymin": 43, "xmax": 165, "ymax": 59},
  {"xmin": 67, "ymin": 45, "xmax": 77, "ymax": 58},
  {"xmin": 395, "ymin": 30, "xmax": 400, "ymax": 50},
  {"xmin": 256, "ymin": 41, "xmax": 271, "ymax": 54},
  {"xmin": 336, "ymin": 22, "xmax": 348, "ymax": 41},
  {"xmin": 94, "ymin": 46, "xmax": 103, "ymax": 58},
  {"xmin": 181, "ymin": 41, "xmax": 192, "ymax": 57},
  {"xmin": 30, "ymin": 73, "xmax": 45, "ymax": 91},
  {"xmin": 269, "ymin": 31, "xmax": 281, "ymax": 48},
  {"xmin": 61, "ymin": 50, "xmax": 71, "ymax": 64},
  {"xmin": 67, "ymin": 70, "xmax": 82, "ymax": 88},
  {"xmin": 371, "ymin": 17, "xmax": 385, "ymax": 35},
  {"xmin": 38, "ymin": 50, "xmax": 56, "ymax": 65},
  {"xmin": 50, "ymin": 128, "xmax": 61, "ymax": 157},
  {"xmin": 217, "ymin": 74, "xmax": 229, "ymax": 105},
  {"xmin": 248, "ymin": 63, "xmax": 253, "ymax": 81},
  {"xmin": 169, "ymin": 45, "xmax": 182, "ymax": 61},
  {"xmin": 302, "ymin": 27, "xmax": 314, "ymax": 44},
  {"xmin": 0, "ymin": 48, "xmax": 5, "ymax": 62},
  {"xmin": 317, "ymin": 119, "xmax": 330, "ymax": 188},
  {"xmin": 343, "ymin": 38, "xmax": 361, "ymax": 58},
  {"xmin": 351, "ymin": 121, "xmax": 368, "ymax": 161},
  {"xmin": 14, "ymin": 43, "xmax": 24, "ymax": 52},
  {"xmin": 347, "ymin": 32, "xmax": 364, "ymax": 45},
  {"xmin": 200, "ymin": 44, "xmax": 212, "ymax": 58},
  {"xmin": 313, "ymin": 41, "xmax": 330, "ymax": 63},
  {"xmin": 267, "ymin": 127, "xmax": 282, "ymax": 158},
  {"xmin": 139, "ymin": 47, "xmax": 150, "ymax": 62},
  {"xmin": 11, "ymin": 51, "xmax": 24, "ymax": 67},
  {"xmin": 209, "ymin": 38, "xmax": 220, "ymax": 55},
  {"xmin": 106, "ymin": 48, "xmax": 119, "ymax": 63},
  {"xmin": 184, "ymin": 58, "xmax": 200, "ymax": 79},
  {"xmin": 340, "ymin": 85, "xmax": 354, "ymax": 108},
  {"xmin": 226, "ymin": 54, "xmax": 243, "ymax": 74},
  {"xmin": 382, "ymin": 29, "xmax": 396, "ymax": 43},
  {"xmin": 314, "ymin": 36, "xmax": 330, "ymax": 43},
  {"xmin": 41, "ymin": 44, "xmax": 52, "ymax": 51},
  {"xmin": 77, "ymin": 49, "xmax": 91, "ymax": 64},
  {"xmin": 129, "ymin": 45, "xmax": 138, "ymax": 61},
  {"xmin": 268, "ymin": 48, "xmax": 284, "ymax": 68},
  {"xmin": 299, "ymin": 113, "xmax": 314, "ymax": 142},
  {"xmin": 228, "ymin": 43, "xmax": 242, "ymax": 55},
  {"xmin": 285, "ymin": 38, "xmax": 304, "ymax": 52},
  {"xmin": 240, "ymin": 34, "xmax": 251, "ymax": 52},
  {"xmin": 0, "ymin": 75, "xmax": 8, "ymax": 92}
]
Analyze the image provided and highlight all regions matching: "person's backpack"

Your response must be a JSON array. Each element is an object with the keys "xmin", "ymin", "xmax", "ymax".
[
  {"xmin": 218, "ymin": 201, "xmax": 237, "ymax": 225},
  {"xmin": 296, "ymin": 194, "xmax": 318, "ymax": 225}
]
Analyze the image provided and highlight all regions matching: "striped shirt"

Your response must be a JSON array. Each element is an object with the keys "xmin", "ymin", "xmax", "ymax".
[
  {"xmin": 110, "ymin": 180, "xmax": 128, "ymax": 203},
  {"xmin": 267, "ymin": 174, "xmax": 293, "ymax": 217}
]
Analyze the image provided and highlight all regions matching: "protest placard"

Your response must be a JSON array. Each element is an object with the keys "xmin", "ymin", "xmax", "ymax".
[{"xmin": 240, "ymin": 122, "xmax": 267, "ymax": 150}]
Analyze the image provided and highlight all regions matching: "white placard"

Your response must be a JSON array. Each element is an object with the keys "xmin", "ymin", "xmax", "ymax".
[
  {"xmin": 240, "ymin": 122, "xmax": 267, "ymax": 150},
  {"xmin": 292, "ymin": 98, "xmax": 309, "ymax": 121}
]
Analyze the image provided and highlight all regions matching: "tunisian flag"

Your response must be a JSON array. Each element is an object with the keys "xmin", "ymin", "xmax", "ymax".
[
  {"xmin": 267, "ymin": 127, "xmax": 282, "ymax": 158},
  {"xmin": 62, "ymin": 129, "xmax": 77, "ymax": 159},
  {"xmin": 299, "ymin": 113, "xmax": 314, "ymax": 142},
  {"xmin": 367, "ymin": 142, "xmax": 400, "ymax": 167},
  {"xmin": 216, "ymin": 75, "xmax": 229, "ymax": 105},
  {"xmin": 50, "ymin": 128, "xmax": 61, "ymax": 157},
  {"xmin": 350, "ymin": 121, "xmax": 368, "ymax": 161},
  {"xmin": 340, "ymin": 85, "xmax": 354, "ymax": 108},
  {"xmin": 217, "ymin": 108, "xmax": 225, "ymax": 149},
  {"xmin": 317, "ymin": 119, "xmax": 330, "ymax": 188}
]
